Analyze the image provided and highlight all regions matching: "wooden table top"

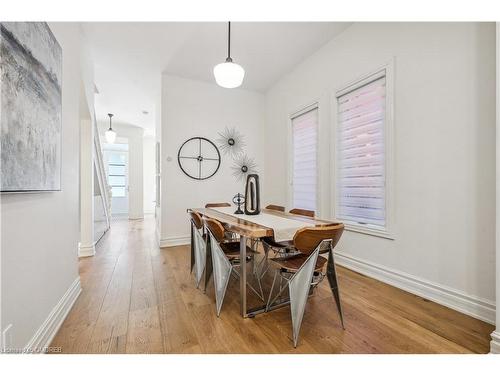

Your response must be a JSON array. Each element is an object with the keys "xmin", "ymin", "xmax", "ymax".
[{"xmin": 189, "ymin": 207, "xmax": 338, "ymax": 238}]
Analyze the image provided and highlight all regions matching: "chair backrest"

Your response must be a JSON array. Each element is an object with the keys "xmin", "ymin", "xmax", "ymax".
[
  {"xmin": 293, "ymin": 224, "xmax": 344, "ymax": 255},
  {"xmin": 203, "ymin": 217, "xmax": 226, "ymax": 243},
  {"xmin": 289, "ymin": 208, "xmax": 315, "ymax": 218},
  {"xmin": 205, "ymin": 202, "xmax": 231, "ymax": 208},
  {"xmin": 189, "ymin": 211, "xmax": 203, "ymax": 230},
  {"xmin": 265, "ymin": 204, "xmax": 285, "ymax": 212}
]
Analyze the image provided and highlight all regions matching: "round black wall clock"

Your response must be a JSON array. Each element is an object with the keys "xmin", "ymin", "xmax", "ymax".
[{"xmin": 177, "ymin": 137, "xmax": 221, "ymax": 180}]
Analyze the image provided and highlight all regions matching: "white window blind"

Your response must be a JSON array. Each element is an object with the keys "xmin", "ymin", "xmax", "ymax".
[
  {"xmin": 292, "ymin": 107, "xmax": 318, "ymax": 212},
  {"xmin": 336, "ymin": 73, "xmax": 386, "ymax": 228}
]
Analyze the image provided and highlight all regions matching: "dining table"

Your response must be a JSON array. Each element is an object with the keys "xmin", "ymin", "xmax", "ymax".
[{"xmin": 188, "ymin": 206, "xmax": 338, "ymax": 318}]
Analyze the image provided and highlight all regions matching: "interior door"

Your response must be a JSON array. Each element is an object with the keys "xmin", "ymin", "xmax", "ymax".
[{"xmin": 105, "ymin": 149, "xmax": 129, "ymax": 216}]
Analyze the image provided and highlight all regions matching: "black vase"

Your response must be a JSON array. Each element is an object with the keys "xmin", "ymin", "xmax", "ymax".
[{"xmin": 244, "ymin": 174, "xmax": 260, "ymax": 215}]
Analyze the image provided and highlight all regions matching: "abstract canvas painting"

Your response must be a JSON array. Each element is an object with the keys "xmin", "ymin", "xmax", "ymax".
[{"xmin": 0, "ymin": 22, "xmax": 62, "ymax": 192}]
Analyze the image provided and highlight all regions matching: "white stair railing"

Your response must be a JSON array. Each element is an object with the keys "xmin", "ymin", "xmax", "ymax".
[{"xmin": 93, "ymin": 114, "xmax": 111, "ymax": 231}]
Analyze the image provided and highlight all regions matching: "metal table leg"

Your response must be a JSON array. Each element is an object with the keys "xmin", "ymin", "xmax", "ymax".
[{"xmin": 240, "ymin": 235, "xmax": 247, "ymax": 317}]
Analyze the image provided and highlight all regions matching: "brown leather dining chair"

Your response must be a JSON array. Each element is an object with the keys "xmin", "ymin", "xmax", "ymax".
[
  {"xmin": 259, "ymin": 206, "xmax": 312, "ymax": 272},
  {"xmin": 258, "ymin": 205, "xmax": 313, "ymax": 279},
  {"xmin": 265, "ymin": 204, "xmax": 285, "ymax": 212},
  {"xmin": 205, "ymin": 202, "xmax": 231, "ymax": 208},
  {"xmin": 266, "ymin": 223, "xmax": 344, "ymax": 347},
  {"xmin": 262, "ymin": 207, "xmax": 315, "ymax": 257},
  {"xmin": 204, "ymin": 202, "xmax": 238, "ymax": 241},
  {"xmin": 203, "ymin": 217, "xmax": 263, "ymax": 316},
  {"xmin": 289, "ymin": 208, "xmax": 315, "ymax": 217}
]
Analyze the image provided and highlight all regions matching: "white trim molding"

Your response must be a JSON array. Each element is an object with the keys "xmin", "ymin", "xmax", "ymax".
[
  {"xmin": 494, "ymin": 22, "xmax": 500, "ymax": 354},
  {"xmin": 491, "ymin": 331, "xmax": 500, "ymax": 354},
  {"xmin": 24, "ymin": 277, "xmax": 81, "ymax": 352},
  {"xmin": 335, "ymin": 251, "xmax": 496, "ymax": 324},
  {"xmin": 159, "ymin": 235, "xmax": 190, "ymax": 248},
  {"xmin": 78, "ymin": 242, "xmax": 95, "ymax": 258}
]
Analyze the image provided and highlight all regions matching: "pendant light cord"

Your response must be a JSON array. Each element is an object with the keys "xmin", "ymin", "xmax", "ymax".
[{"xmin": 227, "ymin": 21, "xmax": 231, "ymax": 61}]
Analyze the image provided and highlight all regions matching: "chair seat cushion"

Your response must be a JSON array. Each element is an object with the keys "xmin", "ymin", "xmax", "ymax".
[
  {"xmin": 220, "ymin": 241, "xmax": 257, "ymax": 259},
  {"xmin": 270, "ymin": 253, "xmax": 327, "ymax": 272}
]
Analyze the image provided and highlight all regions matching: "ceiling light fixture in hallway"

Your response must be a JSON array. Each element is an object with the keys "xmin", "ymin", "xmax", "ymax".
[{"xmin": 105, "ymin": 113, "xmax": 117, "ymax": 143}]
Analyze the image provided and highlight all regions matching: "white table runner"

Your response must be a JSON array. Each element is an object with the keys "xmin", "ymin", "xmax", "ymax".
[{"xmin": 211, "ymin": 206, "xmax": 312, "ymax": 242}]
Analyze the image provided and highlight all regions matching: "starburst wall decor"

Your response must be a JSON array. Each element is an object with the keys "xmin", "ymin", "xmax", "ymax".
[
  {"xmin": 231, "ymin": 154, "xmax": 258, "ymax": 181},
  {"xmin": 217, "ymin": 126, "xmax": 246, "ymax": 158}
]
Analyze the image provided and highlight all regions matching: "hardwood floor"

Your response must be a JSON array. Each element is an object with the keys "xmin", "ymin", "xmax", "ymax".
[{"xmin": 50, "ymin": 216, "xmax": 494, "ymax": 353}]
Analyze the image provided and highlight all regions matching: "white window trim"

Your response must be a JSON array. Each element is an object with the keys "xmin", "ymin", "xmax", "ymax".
[
  {"xmin": 331, "ymin": 60, "xmax": 395, "ymax": 240},
  {"xmin": 287, "ymin": 102, "xmax": 320, "ymax": 215}
]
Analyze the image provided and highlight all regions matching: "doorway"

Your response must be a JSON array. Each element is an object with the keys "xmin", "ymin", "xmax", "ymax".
[{"xmin": 103, "ymin": 143, "xmax": 129, "ymax": 216}]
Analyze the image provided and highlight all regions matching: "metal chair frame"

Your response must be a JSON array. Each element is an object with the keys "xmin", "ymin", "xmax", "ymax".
[
  {"xmin": 189, "ymin": 212, "xmax": 205, "ymax": 274},
  {"xmin": 207, "ymin": 228, "xmax": 264, "ymax": 317},
  {"xmin": 265, "ymin": 239, "xmax": 344, "ymax": 347},
  {"xmin": 191, "ymin": 220, "xmax": 207, "ymax": 288},
  {"xmin": 258, "ymin": 239, "xmax": 300, "ymax": 278},
  {"xmin": 202, "ymin": 225, "xmax": 241, "ymax": 292}
]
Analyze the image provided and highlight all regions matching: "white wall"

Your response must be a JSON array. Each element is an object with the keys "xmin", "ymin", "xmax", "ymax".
[
  {"xmin": 79, "ymin": 112, "xmax": 95, "ymax": 256},
  {"xmin": 264, "ymin": 23, "xmax": 496, "ymax": 322},
  {"xmin": 1, "ymin": 22, "xmax": 93, "ymax": 348},
  {"xmin": 98, "ymin": 122, "xmax": 144, "ymax": 219},
  {"xmin": 143, "ymin": 135, "xmax": 156, "ymax": 214},
  {"xmin": 128, "ymin": 126, "xmax": 144, "ymax": 220},
  {"xmin": 79, "ymin": 42, "xmax": 97, "ymax": 256},
  {"xmin": 154, "ymin": 79, "xmax": 162, "ymax": 240},
  {"xmin": 491, "ymin": 22, "xmax": 500, "ymax": 354},
  {"xmin": 159, "ymin": 75, "xmax": 265, "ymax": 245}
]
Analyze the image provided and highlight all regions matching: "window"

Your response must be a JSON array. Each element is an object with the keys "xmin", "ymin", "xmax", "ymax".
[
  {"xmin": 291, "ymin": 106, "xmax": 318, "ymax": 212},
  {"xmin": 335, "ymin": 68, "xmax": 392, "ymax": 235},
  {"xmin": 107, "ymin": 152, "xmax": 127, "ymax": 198}
]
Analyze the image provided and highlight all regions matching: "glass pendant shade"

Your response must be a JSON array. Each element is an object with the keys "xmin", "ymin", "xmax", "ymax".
[
  {"xmin": 214, "ymin": 22, "xmax": 245, "ymax": 88},
  {"xmin": 105, "ymin": 128, "xmax": 116, "ymax": 144},
  {"xmin": 213, "ymin": 59, "xmax": 245, "ymax": 88}
]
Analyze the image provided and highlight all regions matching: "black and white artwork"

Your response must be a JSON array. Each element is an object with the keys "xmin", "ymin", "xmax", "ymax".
[
  {"xmin": 231, "ymin": 153, "xmax": 257, "ymax": 182},
  {"xmin": 1, "ymin": 22, "xmax": 62, "ymax": 192},
  {"xmin": 217, "ymin": 126, "xmax": 245, "ymax": 158}
]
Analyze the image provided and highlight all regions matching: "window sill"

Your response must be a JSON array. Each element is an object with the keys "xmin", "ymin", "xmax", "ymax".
[{"xmin": 343, "ymin": 222, "xmax": 394, "ymax": 240}]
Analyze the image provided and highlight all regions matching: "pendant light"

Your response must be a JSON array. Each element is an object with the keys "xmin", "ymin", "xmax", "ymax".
[
  {"xmin": 105, "ymin": 113, "xmax": 117, "ymax": 144},
  {"xmin": 213, "ymin": 22, "xmax": 245, "ymax": 88}
]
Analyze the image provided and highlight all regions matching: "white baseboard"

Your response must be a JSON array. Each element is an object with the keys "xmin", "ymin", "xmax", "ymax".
[
  {"xmin": 491, "ymin": 331, "xmax": 500, "ymax": 354},
  {"xmin": 159, "ymin": 235, "xmax": 190, "ymax": 248},
  {"xmin": 78, "ymin": 242, "xmax": 95, "ymax": 257},
  {"xmin": 24, "ymin": 277, "xmax": 81, "ymax": 352},
  {"xmin": 335, "ymin": 251, "xmax": 496, "ymax": 325}
]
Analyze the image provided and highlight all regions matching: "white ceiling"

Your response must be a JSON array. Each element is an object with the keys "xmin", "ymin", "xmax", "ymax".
[{"xmin": 82, "ymin": 22, "xmax": 352, "ymax": 133}]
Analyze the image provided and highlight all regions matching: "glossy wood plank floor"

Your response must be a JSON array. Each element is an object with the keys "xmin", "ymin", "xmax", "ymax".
[{"xmin": 51, "ymin": 217, "xmax": 494, "ymax": 353}]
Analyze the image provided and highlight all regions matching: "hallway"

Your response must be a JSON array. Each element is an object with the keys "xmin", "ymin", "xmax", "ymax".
[{"xmin": 50, "ymin": 217, "xmax": 494, "ymax": 353}]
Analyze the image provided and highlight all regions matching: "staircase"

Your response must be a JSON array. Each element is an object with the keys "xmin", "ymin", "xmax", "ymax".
[{"xmin": 93, "ymin": 115, "xmax": 111, "ymax": 241}]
